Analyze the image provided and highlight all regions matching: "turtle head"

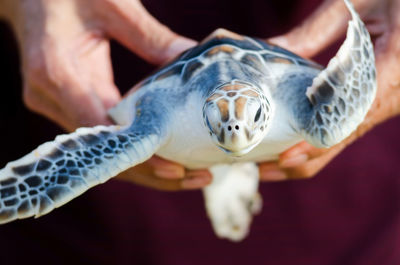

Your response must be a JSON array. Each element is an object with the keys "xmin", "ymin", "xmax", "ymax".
[{"xmin": 203, "ymin": 80, "xmax": 272, "ymax": 156}]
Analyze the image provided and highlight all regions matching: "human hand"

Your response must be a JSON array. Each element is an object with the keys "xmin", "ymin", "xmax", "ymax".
[
  {"xmin": 260, "ymin": 0, "xmax": 400, "ymax": 180},
  {"xmin": 0, "ymin": 0, "xmax": 211, "ymax": 190},
  {"xmin": 2, "ymin": 0, "xmax": 195, "ymax": 130}
]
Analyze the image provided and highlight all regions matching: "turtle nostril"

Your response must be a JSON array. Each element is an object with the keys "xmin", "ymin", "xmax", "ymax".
[
  {"xmin": 235, "ymin": 125, "xmax": 239, "ymax": 130},
  {"xmin": 228, "ymin": 125, "xmax": 232, "ymax": 131}
]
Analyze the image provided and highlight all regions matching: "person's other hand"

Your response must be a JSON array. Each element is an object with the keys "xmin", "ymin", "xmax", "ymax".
[
  {"xmin": 259, "ymin": 0, "xmax": 400, "ymax": 181},
  {"xmin": 1, "ymin": 0, "xmax": 211, "ymax": 190}
]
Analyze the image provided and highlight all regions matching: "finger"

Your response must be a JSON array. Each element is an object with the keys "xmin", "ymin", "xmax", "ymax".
[
  {"xmin": 185, "ymin": 169, "xmax": 213, "ymax": 180},
  {"xmin": 279, "ymin": 141, "xmax": 327, "ymax": 168},
  {"xmin": 283, "ymin": 143, "xmax": 345, "ymax": 179},
  {"xmin": 259, "ymin": 141, "xmax": 341, "ymax": 181},
  {"xmin": 150, "ymin": 156, "xmax": 212, "ymax": 182},
  {"xmin": 259, "ymin": 162, "xmax": 288, "ymax": 181},
  {"xmin": 99, "ymin": 0, "xmax": 196, "ymax": 64},
  {"xmin": 117, "ymin": 170, "xmax": 182, "ymax": 191},
  {"xmin": 258, "ymin": 143, "xmax": 338, "ymax": 181},
  {"xmin": 117, "ymin": 165, "xmax": 212, "ymax": 191},
  {"xmin": 181, "ymin": 170, "xmax": 213, "ymax": 190},
  {"xmin": 118, "ymin": 155, "xmax": 211, "ymax": 188},
  {"xmin": 147, "ymin": 156, "xmax": 186, "ymax": 179},
  {"xmin": 76, "ymin": 36, "xmax": 121, "ymax": 110},
  {"xmin": 268, "ymin": 0, "xmax": 351, "ymax": 58}
]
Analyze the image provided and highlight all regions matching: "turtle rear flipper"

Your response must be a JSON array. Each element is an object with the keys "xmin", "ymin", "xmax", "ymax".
[
  {"xmin": 301, "ymin": 0, "xmax": 377, "ymax": 148},
  {"xmin": 204, "ymin": 163, "xmax": 261, "ymax": 242},
  {"xmin": 0, "ymin": 101, "xmax": 167, "ymax": 224}
]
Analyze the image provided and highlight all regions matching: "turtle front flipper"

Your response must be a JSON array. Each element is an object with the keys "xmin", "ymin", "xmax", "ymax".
[
  {"xmin": 301, "ymin": 0, "xmax": 377, "ymax": 148},
  {"xmin": 0, "ymin": 103, "xmax": 168, "ymax": 224}
]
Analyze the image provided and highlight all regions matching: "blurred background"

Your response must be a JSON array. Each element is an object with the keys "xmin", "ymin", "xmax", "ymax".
[{"xmin": 0, "ymin": 0, "xmax": 399, "ymax": 264}]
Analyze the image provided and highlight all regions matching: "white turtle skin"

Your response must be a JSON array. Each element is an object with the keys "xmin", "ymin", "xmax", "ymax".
[
  {"xmin": 111, "ymin": 34, "xmax": 322, "ymax": 169},
  {"xmin": 0, "ymin": 0, "xmax": 376, "ymax": 242}
]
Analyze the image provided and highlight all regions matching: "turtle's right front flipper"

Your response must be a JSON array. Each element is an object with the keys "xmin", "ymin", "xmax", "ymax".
[
  {"xmin": 300, "ymin": 0, "xmax": 377, "ymax": 148},
  {"xmin": 0, "ymin": 101, "xmax": 168, "ymax": 224}
]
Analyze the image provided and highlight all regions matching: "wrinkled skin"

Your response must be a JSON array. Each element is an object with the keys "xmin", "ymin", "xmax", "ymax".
[
  {"xmin": 1, "ymin": 0, "xmax": 399, "ymax": 190},
  {"xmin": 0, "ymin": 0, "xmax": 212, "ymax": 191},
  {"xmin": 261, "ymin": 0, "xmax": 400, "ymax": 180}
]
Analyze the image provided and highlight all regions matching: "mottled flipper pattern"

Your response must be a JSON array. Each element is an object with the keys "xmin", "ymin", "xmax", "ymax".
[
  {"xmin": 302, "ymin": 0, "xmax": 376, "ymax": 147},
  {"xmin": 0, "ymin": 123, "xmax": 163, "ymax": 224}
]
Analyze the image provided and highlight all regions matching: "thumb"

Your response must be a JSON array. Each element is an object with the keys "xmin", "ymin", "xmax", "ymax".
[
  {"xmin": 100, "ymin": 0, "xmax": 196, "ymax": 64},
  {"xmin": 269, "ymin": 0, "xmax": 351, "ymax": 58}
]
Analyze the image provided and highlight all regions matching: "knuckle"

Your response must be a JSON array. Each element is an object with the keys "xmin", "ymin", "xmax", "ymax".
[
  {"xmin": 24, "ymin": 47, "xmax": 61, "ymax": 88},
  {"xmin": 25, "ymin": 56, "xmax": 49, "ymax": 87},
  {"xmin": 22, "ymin": 85, "xmax": 39, "ymax": 111}
]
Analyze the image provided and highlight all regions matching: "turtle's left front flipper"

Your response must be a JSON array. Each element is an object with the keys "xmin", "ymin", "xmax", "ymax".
[
  {"xmin": 0, "ymin": 108, "xmax": 167, "ymax": 224},
  {"xmin": 301, "ymin": 0, "xmax": 377, "ymax": 148}
]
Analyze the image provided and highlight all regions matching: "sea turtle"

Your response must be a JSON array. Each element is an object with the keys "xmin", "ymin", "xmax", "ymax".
[{"xmin": 0, "ymin": 0, "xmax": 376, "ymax": 241}]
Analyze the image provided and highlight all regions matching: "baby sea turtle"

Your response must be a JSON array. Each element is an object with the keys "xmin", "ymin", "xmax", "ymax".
[{"xmin": 0, "ymin": 0, "xmax": 376, "ymax": 241}]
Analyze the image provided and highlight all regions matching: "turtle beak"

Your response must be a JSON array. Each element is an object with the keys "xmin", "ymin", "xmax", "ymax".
[{"xmin": 217, "ymin": 142, "xmax": 258, "ymax": 157}]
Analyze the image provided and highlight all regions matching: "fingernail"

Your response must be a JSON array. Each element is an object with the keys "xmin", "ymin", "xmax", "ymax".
[
  {"xmin": 154, "ymin": 167, "xmax": 185, "ymax": 179},
  {"xmin": 181, "ymin": 175, "xmax": 212, "ymax": 189},
  {"xmin": 166, "ymin": 37, "xmax": 197, "ymax": 58},
  {"xmin": 280, "ymin": 154, "xmax": 308, "ymax": 168},
  {"xmin": 260, "ymin": 170, "xmax": 287, "ymax": 181}
]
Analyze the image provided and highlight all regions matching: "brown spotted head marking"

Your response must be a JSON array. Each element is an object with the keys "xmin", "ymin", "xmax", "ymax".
[{"xmin": 203, "ymin": 80, "xmax": 272, "ymax": 156}]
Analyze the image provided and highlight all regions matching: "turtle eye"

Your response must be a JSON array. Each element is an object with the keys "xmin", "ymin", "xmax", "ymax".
[{"xmin": 254, "ymin": 107, "xmax": 262, "ymax": 122}]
